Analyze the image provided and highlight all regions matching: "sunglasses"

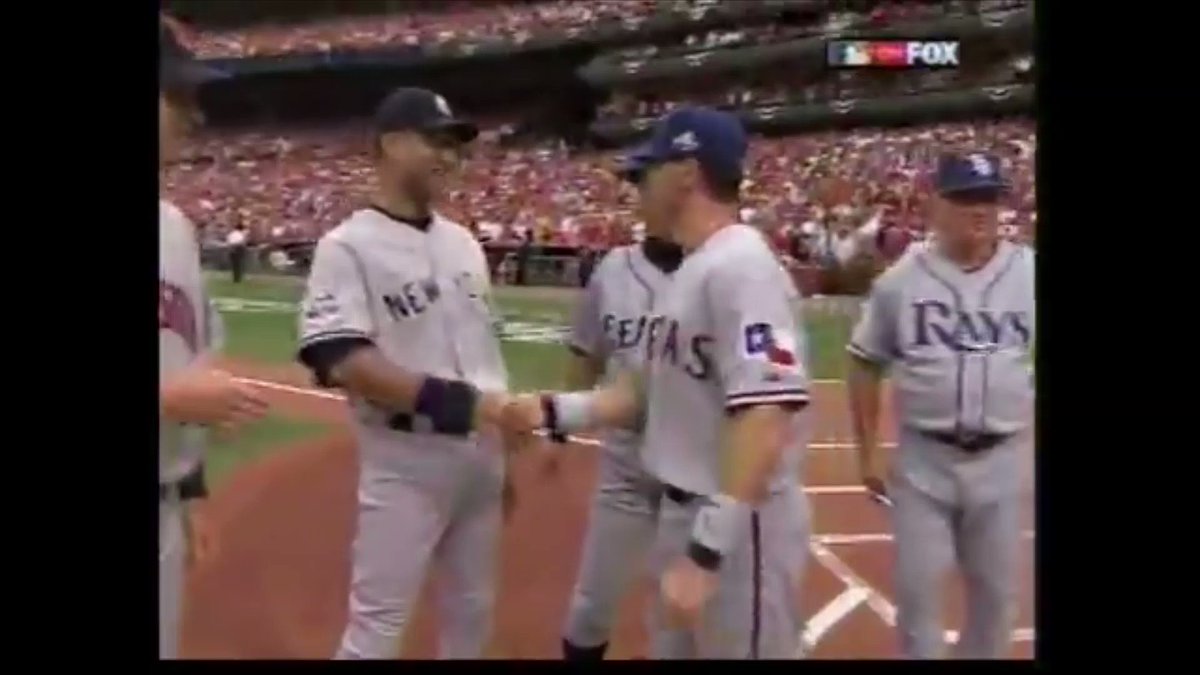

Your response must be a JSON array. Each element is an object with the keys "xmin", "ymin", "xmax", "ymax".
[{"xmin": 943, "ymin": 188, "xmax": 1003, "ymax": 205}]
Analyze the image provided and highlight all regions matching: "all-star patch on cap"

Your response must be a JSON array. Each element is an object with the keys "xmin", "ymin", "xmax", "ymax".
[
  {"xmin": 160, "ymin": 17, "xmax": 227, "ymax": 91},
  {"xmin": 936, "ymin": 152, "xmax": 1008, "ymax": 197},
  {"xmin": 617, "ymin": 106, "xmax": 747, "ymax": 184},
  {"xmin": 373, "ymin": 87, "xmax": 479, "ymax": 144}
]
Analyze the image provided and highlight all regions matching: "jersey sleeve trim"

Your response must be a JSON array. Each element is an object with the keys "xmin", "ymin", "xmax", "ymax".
[
  {"xmin": 725, "ymin": 388, "xmax": 810, "ymax": 409},
  {"xmin": 299, "ymin": 328, "xmax": 372, "ymax": 349},
  {"xmin": 567, "ymin": 342, "xmax": 593, "ymax": 358},
  {"xmin": 846, "ymin": 341, "xmax": 889, "ymax": 364}
]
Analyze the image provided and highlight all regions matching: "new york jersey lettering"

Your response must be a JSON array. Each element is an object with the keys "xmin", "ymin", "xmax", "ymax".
[{"xmin": 383, "ymin": 277, "xmax": 441, "ymax": 320}]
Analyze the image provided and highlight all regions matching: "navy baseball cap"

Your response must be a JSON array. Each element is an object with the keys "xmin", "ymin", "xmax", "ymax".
[
  {"xmin": 617, "ymin": 106, "xmax": 747, "ymax": 184},
  {"xmin": 936, "ymin": 152, "xmax": 1007, "ymax": 198},
  {"xmin": 160, "ymin": 17, "xmax": 227, "ymax": 91},
  {"xmin": 373, "ymin": 88, "xmax": 479, "ymax": 144}
]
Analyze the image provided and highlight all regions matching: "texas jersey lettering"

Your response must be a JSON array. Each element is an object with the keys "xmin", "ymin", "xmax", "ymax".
[
  {"xmin": 643, "ymin": 316, "xmax": 714, "ymax": 381},
  {"xmin": 570, "ymin": 244, "xmax": 675, "ymax": 457},
  {"xmin": 641, "ymin": 224, "xmax": 810, "ymax": 497}
]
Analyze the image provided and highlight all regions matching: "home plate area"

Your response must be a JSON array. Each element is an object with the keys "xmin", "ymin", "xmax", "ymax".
[{"xmin": 799, "ymin": 446, "xmax": 1035, "ymax": 659}]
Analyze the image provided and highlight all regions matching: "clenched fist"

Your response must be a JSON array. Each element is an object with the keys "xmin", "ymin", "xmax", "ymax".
[
  {"xmin": 161, "ymin": 363, "xmax": 269, "ymax": 433},
  {"xmin": 473, "ymin": 390, "xmax": 514, "ymax": 430},
  {"xmin": 500, "ymin": 393, "xmax": 546, "ymax": 435}
]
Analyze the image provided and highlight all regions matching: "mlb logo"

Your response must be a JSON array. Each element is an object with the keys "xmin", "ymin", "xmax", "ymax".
[
  {"xmin": 829, "ymin": 40, "xmax": 871, "ymax": 67},
  {"xmin": 842, "ymin": 41, "xmax": 872, "ymax": 66}
]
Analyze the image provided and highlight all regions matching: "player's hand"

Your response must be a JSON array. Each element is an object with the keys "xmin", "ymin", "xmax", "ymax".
[
  {"xmin": 859, "ymin": 451, "xmax": 892, "ymax": 508},
  {"xmin": 499, "ymin": 393, "xmax": 546, "ymax": 434},
  {"xmin": 161, "ymin": 364, "xmax": 269, "ymax": 431},
  {"xmin": 184, "ymin": 504, "xmax": 219, "ymax": 570},
  {"xmin": 501, "ymin": 473, "xmax": 517, "ymax": 522},
  {"xmin": 473, "ymin": 390, "xmax": 513, "ymax": 430},
  {"xmin": 661, "ymin": 555, "xmax": 719, "ymax": 629}
]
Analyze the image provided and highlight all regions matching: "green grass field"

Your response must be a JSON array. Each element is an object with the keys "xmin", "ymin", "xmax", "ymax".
[
  {"xmin": 208, "ymin": 272, "xmax": 859, "ymax": 379},
  {"xmin": 204, "ymin": 272, "xmax": 862, "ymax": 485},
  {"xmin": 205, "ymin": 415, "xmax": 330, "ymax": 488}
]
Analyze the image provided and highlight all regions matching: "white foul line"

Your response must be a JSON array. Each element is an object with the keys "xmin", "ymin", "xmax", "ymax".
[
  {"xmin": 810, "ymin": 541, "xmax": 898, "ymax": 626},
  {"xmin": 232, "ymin": 377, "xmax": 885, "ymax": 453},
  {"xmin": 235, "ymin": 377, "xmax": 347, "ymax": 401},
  {"xmin": 798, "ymin": 587, "xmax": 869, "ymax": 657},
  {"xmin": 816, "ymin": 530, "xmax": 1036, "ymax": 546},
  {"xmin": 945, "ymin": 627, "xmax": 1035, "ymax": 645}
]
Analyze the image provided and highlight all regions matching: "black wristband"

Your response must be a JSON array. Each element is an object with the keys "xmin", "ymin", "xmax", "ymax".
[
  {"xmin": 177, "ymin": 463, "xmax": 208, "ymax": 501},
  {"xmin": 540, "ymin": 394, "xmax": 568, "ymax": 443},
  {"xmin": 414, "ymin": 377, "xmax": 480, "ymax": 437},
  {"xmin": 686, "ymin": 539, "xmax": 723, "ymax": 572}
]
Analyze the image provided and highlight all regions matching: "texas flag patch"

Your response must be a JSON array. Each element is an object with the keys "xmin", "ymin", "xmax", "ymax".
[{"xmin": 744, "ymin": 322, "xmax": 799, "ymax": 367}]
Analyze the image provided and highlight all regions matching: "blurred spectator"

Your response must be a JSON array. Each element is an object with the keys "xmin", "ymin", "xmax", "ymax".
[
  {"xmin": 187, "ymin": 0, "xmax": 660, "ymax": 58},
  {"xmin": 598, "ymin": 63, "xmax": 1022, "ymax": 121}
]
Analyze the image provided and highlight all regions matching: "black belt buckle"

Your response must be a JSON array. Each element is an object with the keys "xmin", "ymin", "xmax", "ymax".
[
  {"xmin": 388, "ymin": 413, "xmax": 415, "ymax": 433},
  {"xmin": 664, "ymin": 485, "xmax": 698, "ymax": 505},
  {"xmin": 925, "ymin": 429, "xmax": 1007, "ymax": 453},
  {"xmin": 958, "ymin": 430, "xmax": 984, "ymax": 451}
]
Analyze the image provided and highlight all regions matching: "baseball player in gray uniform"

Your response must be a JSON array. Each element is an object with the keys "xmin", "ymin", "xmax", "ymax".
[
  {"xmin": 158, "ymin": 18, "xmax": 268, "ymax": 659},
  {"xmin": 297, "ymin": 88, "xmax": 514, "ymax": 660},
  {"xmin": 847, "ymin": 152, "xmax": 1034, "ymax": 659},
  {"xmin": 557, "ymin": 161, "xmax": 683, "ymax": 661},
  {"xmin": 505, "ymin": 107, "xmax": 811, "ymax": 659}
]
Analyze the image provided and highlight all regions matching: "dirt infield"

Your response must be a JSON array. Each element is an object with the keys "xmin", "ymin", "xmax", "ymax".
[{"xmin": 181, "ymin": 367, "xmax": 1035, "ymax": 659}]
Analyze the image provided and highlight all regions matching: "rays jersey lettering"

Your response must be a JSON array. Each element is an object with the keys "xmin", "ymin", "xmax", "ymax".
[
  {"xmin": 912, "ymin": 301, "xmax": 1032, "ymax": 351},
  {"xmin": 848, "ymin": 240, "xmax": 1035, "ymax": 434}
]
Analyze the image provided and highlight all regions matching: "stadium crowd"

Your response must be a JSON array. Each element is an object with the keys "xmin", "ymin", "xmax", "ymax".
[
  {"xmin": 162, "ymin": 118, "xmax": 1035, "ymax": 263},
  {"xmin": 181, "ymin": 0, "xmax": 1026, "ymax": 59},
  {"xmin": 597, "ymin": 59, "xmax": 1029, "ymax": 120},
  {"xmin": 189, "ymin": 0, "xmax": 665, "ymax": 58}
]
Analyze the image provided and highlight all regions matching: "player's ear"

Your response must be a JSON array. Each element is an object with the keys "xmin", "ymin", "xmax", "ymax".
[
  {"xmin": 378, "ymin": 132, "xmax": 408, "ymax": 161},
  {"xmin": 679, "ymin": 158, "xmax": 704, "ymax": 194}
]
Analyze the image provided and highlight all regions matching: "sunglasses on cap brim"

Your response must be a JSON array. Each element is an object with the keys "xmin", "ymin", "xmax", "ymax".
[{"xmin": 942, "ymin": 187, "xmax": 1004, "ymax": 205}]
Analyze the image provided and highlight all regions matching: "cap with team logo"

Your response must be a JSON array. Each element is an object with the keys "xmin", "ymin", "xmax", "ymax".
[
  {"xmin": 373, "ymin": 87, "xmax": 479, "ymax": 144},
  {"xmin": 160, "ymin": 17, "xmax": 227, "ymax": 91},
  {"xmin": 936, "ymin": 152, "xmax": 1007, "ymax": 198},
  {"xmin": 617, "ymin": 106, "xmax": 747, "ymax": 184}
]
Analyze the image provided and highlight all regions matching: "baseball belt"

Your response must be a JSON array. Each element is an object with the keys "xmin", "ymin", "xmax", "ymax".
[{"xmin": 919, "ymin": 429, "xmax": 1011, "ymax": 453}]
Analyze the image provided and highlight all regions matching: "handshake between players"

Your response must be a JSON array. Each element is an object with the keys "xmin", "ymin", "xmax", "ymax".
[{"xmin": 481, "ymin": 371, "xmax": 644, "ymax": 455}]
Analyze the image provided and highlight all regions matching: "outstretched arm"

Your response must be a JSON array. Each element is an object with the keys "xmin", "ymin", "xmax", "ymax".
[
  {"xmin": 500, "ymin": 369, "xmax": 645, "ymax": 439},
  {"xmin": 298, "ymin": 238, "xmax": 510, "ymax": 436}
]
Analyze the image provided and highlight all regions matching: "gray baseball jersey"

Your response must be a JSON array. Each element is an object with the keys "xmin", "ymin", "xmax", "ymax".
[
  {"xmin": 641, "ymin": 224, "xmax": 810, "ymax": 496},
  {"xmin": 159, "ymin": 200, "xmax": 221, "ymax": 485},
  {"xmin": 159, "ymin": 199, "xmax": 222, "ymax": 659},
  {"xmin": 848, "ymin": 239, "xmax": 1035, "ymax": 437},
  {"xmin": 562, "ymin": 244, "xmax": 669, "ymax": 653},
  {"xmin": 298, "ymin": 208, "xmax": 508, "ymax": 659},
  {"xmin": 847, "ymin": 239, "xmax": 1035, "ymax": 658},
  {"xmin": 569, "ymin": 244, "xmax": 671, "ymax": 459},
  {"xmin": 638, "ymin": 224, "xmax": 811, "ymax": 658}
]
